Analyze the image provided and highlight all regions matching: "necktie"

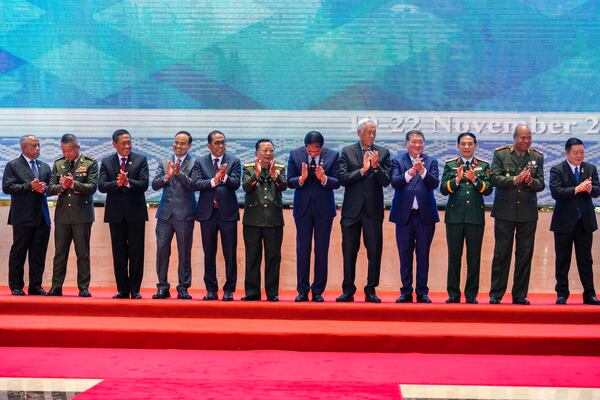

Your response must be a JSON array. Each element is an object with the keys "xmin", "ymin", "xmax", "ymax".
[
  {"xmin": 120, "ymin": 157, "xmax": 127, "ymax": 171},
  {"xmin": 69, "ymin": 160, "xmax": 75, "ymax": 170},
  {"xmin": 465, "ymin": 160, "xmax": 471, "ymax": 169},
  {"xmin": 30, "ymin": 160, "xmax": 39, "ymax": 178},
  {"xmin": 309, "ymin": 157, "xmax": 316, "ymax": 179},
  {"xmin": 575, "ymin": 166, "xmax": 580, "ymax": 184},
  {"xmin": 213, "ymin": 158, "xmax": 219, "ymax": 172}
]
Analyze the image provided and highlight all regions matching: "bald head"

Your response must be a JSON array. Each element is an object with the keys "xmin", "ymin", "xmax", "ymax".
[{"xmin": 513, "ymin": 124, "xmax": 532, "ymax": 154}]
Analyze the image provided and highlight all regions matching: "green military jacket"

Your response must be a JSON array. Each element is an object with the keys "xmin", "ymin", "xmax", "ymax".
[
  {"xmin": 440, "ymin": 157, "xmax": 493, "ymax": 225},
  {"xmin": 242, "ymin": 163, "xmax": 287, "ymax": 227},
  {"xmin": 49, "ymin": 153, "xmax": 98, "ymax": 224},
  {"xmin": 490, "ymin": 145, "xmax": 545, "ymax": 222}
]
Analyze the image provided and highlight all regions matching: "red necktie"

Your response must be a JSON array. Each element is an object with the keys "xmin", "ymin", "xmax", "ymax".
[{"xmin": 120, "ymin": 157, "xmax": 127, "ymax": 171}]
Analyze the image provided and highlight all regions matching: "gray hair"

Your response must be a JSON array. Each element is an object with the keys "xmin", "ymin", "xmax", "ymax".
[
  {"xmin": 19, "ymin": 135, "xmax": 37, "ymax": 147},
  {"xmin": 513, "ymin": 123, "xmax": 531, "ymax": 137},
  {"xmin": 356, "ymin": 118, "xmax": 377, "ymax": 133}
]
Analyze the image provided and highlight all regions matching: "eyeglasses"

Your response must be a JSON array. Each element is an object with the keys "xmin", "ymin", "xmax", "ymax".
[{"xmin": 212, "ymin": 140, "xmax": 226, "ymax": 146}]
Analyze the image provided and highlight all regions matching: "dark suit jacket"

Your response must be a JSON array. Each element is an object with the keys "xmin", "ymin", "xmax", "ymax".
[
  {"xmin": 389, "ymin": 152, "xmax": 440, "ymax": 225},
  {"xmin": 550, "ymin": 160, "xmax": 600, "ymax": 234},
  {"xmin": 2, "ymin": 155, "xmax": 51, "ymax": 227},
  {"xmin": 192, "ymin": 153, "xmax": 241, "ymax": 222},
  {"xmin": 98, "ymin": 152, "xmax": 149, "ymax": 223},
  {"xmin": 339, "ymin": 143, "xmax": 390, "ymax": 220},
  {"xmin": 287, "ymin": 146, "xmax": 340, "ymax": 220},
  {"xmin": 152, "ymin": 154, "xmax": 197, "ymax": 222}
]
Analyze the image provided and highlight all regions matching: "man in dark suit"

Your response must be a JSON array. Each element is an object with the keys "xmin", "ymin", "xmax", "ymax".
[
  {"xmin": 440, "ymin": 132, "xmax": 493, "ymax": 304},
  {"xmin": 151, "ymin": 131, "xmax": 197, "ymax": 300},
  {"xmin": 241, "ymin": 139, "xmax": 287, "ymax": 302},
  {"xmin": 489, "ymin": 124, "xmax": 544, "ymax": 305},
  {"xmin": 47, "ymin": 134, "xmax": 98, "ymax": 297},
  {"xmin": 98, "ymin": 129, "xmax": 149, "ymax": 299},
  {"xmin": 2, "ymin": 135, "xmax": 51, "ymax": 296},
  {"xmin": 192, "ymin": 130, "xmax": 241, "ymax": 301},
  {"xmin": 288, "ymin": 131, "xmax": 340, "ymax": 302},
  {"xmin": 390, "ymin": 130, "xmax": 439, "ymax": 303},
  {"xmin": 550, "ymin": 137, "xmax": 600, "ymax": 305},
  {"xmin": 337, "ymin": 118, "xmax": 390, "ymax": 303}
]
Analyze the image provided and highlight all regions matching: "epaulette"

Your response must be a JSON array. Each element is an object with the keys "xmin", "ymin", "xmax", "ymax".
[
  {"xmin": 55, "ymin": 156, "xmax": 65, "ymax": 162},
  {"xmin": 275, "ymin": 164, "xmax": 285, "ymax": 168},
  {"xmin": 474, "ymin": 157, "xmax": 489, "ymax": 164},
  {"xmin": 495, "ymin": 145, "xmax": 510, "ymax": 151},
  {"xmin": 529, "ymin": 148, "xmax": 543, "ymax": 155},
  {"xmin": 243, "ymin": 163, "xmax": 255, "ymax": 167},
  {"xmin": 445, "ymin": 157, "xmax": 459, "ymax": 163},
  {"xmin": 82, "ymin": 155, "xmax": 96, "ymax": 161}
]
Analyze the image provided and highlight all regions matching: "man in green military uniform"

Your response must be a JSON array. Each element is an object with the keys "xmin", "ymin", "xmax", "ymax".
[
  {"xmin": 241, "ymin": 139, "xmax": 287, "ymax": 302},
  {"xmin": 489, "ymin": 124, "xmax": 544, "ymax": 305},
  {"xmin": 440, "ymin": 132, "xmax": 493, "ymax": 304},
  {"xmin": 47, "ymin": 134, "xmax": 98, "ymax": 297}
]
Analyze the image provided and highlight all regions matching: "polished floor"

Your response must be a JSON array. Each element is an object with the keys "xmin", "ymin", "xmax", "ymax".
[{"xmin": 0, "ymin": 207, "xmax": 598, "ymax": 294}]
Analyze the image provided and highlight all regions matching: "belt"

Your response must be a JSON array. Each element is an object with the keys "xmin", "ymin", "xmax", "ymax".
[{"xmin": 410, "ymin": 209, "xmax": 419, "ymax": 215}]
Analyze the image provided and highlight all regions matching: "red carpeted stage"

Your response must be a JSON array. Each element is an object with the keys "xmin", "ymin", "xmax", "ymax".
[{"xmin": 1, "ymin": 208, "xmax": 599, "ymax": 398}]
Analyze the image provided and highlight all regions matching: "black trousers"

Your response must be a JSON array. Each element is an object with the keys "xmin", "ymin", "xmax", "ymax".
[
  {"xmin": 554, "ymin": 219, "xmax": 596, "ymax": 299},
  {"xmin": 243, "ymin": 225, "xmax": 283, "ymax": 298},
  {"xmin": 200, "ymin": 212, "xmax": 237, "ymax": 293},
  {"xmin": 109, "ymin": 221, "xmax": 146, "ymax": 295},
  {"xmin": 340, "ymin": 213, "xmax": 383, "ymax": 296},
  {"xmin": 446, "ymin": 223, "xmax": 484, "ymax": 299},
  {"xmin": 489, "ymin": 218, "xmax": 537, "ymax": 299},
  {"xmin": 52, "ymin": 222, "xmax": 92, "ymax": 290},
  {"xmin": 8, "ymin": 222, "xmax": 50, "ymax": 291}
]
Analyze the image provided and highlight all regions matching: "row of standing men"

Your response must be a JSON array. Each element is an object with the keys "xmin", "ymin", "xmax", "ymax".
[{"xmin": 3, "ymin": 121, "xmax": 599, "ymax": 305}]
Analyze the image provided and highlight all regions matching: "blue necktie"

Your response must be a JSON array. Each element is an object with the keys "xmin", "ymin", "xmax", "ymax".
[
  {"xmin": 30, "ymin": 160, "xmax": 39, "ymax": 178},
  {"xmin": 574, "ymin": 166, "xmax": 580, "ymax": 183}
]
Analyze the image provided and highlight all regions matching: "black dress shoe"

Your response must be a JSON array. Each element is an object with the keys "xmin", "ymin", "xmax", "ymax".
[
  {"xmin": 153, "ymin": 289, "xmax": 171, "ymax": 299},
  {"xmin": 556, "ymin": 296, "xmax": 568, "ymax": 305},
  {"xmin": 295, "ymin": 294, "xmax": 309, "ymax": 302},
  {"xmin": 489, "ymin": 296, "xmax": 501, "ymax": 304},
  {"xmin": 203, "ymin": 291, "xmax": 218, "ymax": 301},
  {"xmin": 312, "ymin": 294, "xmax": 324, "ymax": 303},
  {"xmin": 131, "ymin": 292, "xmax": 142, "ymax": 299},
  {"xmin": 11, "ymin": 289, "xmax": 25, "ymax": 296},
  {"xmin": 113, "ymin": 292, "xmax": 129, "ymax": 299},
  {"xmin": 222, "ymin": 291, "xmax": 234, "ymax": 301},
  {"xmin": 395, "ymin": 294, "xmax": 413, "ymax": 303},
  {"xmin": 47, "ymin": 288, "xmax": 63, "ymax": 296},
  {"xmin": 28, "ymin": 287, "xmax": 47, "ymax": 296},
  {"xmin": 241, "ymin": 295, "xmax": 261, "ymax": 301},
  {"xmin": 177, "ymin": 290, "xmax": 192, "ymax": 300},
  {"xmin": 267, "ymin": 295, "xmax": 279, "ymax": 302},
  {"xmin": 512, "ymin": 297, "xmax": 530, "ymax": 305},
  {"xmin": 335, "ymin": 293, "xmax": 354, "ymax": 302},
  {"xmin": 78, "ymin": 289, "xmax": 91, "ymax": 298},
  {"xmin": 583, "ymin": 296, "xmax": 600, "ymax": 305},
  {"xmin": 365, "ymin": 293, "xmax": 382, "ymax": 303},
  {"xmin": 417, "ymin": 295, "xmax": 432, "ymax": 303},
  {"xmin": 466, "ymin": 297, "xmax": 478, "ymax": 304},
  {"xmin": 445, "ymin": 296, "xmax": 460, "ymax": 304}
]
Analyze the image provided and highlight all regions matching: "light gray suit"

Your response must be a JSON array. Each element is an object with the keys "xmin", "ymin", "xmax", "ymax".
[{"xmin": 152, "ymin": 154, "xmax": 197, "ymax": 292}]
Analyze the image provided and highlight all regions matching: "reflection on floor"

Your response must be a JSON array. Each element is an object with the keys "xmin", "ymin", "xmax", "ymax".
[
  {"xmin": 400, "ymin": 384, "xmax": 600, "ymax": 400},
  {"xmin": 0, "ymin": 378, "xmax": 101, "ymax": 400}
]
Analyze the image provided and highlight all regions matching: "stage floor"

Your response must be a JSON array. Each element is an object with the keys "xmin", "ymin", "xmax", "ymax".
[{"xmin": 0, "ymin": 207, "xmax": 598, "ymax": 295}]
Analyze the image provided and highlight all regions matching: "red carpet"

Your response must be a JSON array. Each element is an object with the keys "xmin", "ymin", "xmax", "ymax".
[
  {"xmin": 1, "ymin": 347, "xmax": 599, "ymax": 399},
  {"xmin": 1, "ymin": 288, "xmax": 599, "ymax": 356}
]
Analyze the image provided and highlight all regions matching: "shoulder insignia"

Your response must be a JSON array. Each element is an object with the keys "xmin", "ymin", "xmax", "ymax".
[
  {"xmin": 530, "ymin": 148, "xmax": 543, "ymax": 155},
  {"xmin": 54, "ymin": 156, "xmax": 65, "ymax": 162},
  {"xmin": 275, "ymin": 164, "xmax": 285, "ymax": 168},
  {"xmin": 474, "ymin": 157, "xmax": 489, "ymax": 164},
  {"xmin": 445, "ymin": 157, "xmax": 459, "ymax": 163},
  {"xmin": 495, "ymin": 145, "xmax": 510, "ymax": 151},
  {"xmin": 243, "ymin": 163, "xmax": 255, "ymax": 167},
  {"xmin": 83, "ymin": 154, "xmax": 96, "ymax": 161}
]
